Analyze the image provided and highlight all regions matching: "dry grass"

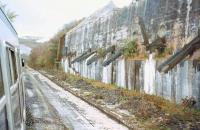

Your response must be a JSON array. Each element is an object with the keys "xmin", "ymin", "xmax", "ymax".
[
  {"xmin": 45, "ymin": 69, "xmax": 200, "ymax": 129},
  {"xmin": 57, "ymin": 70, "xmax": 198, "ymax": 115},
  {"xmin": 84, "ymin": 78, "xmax": 115, "ymax": 90}
]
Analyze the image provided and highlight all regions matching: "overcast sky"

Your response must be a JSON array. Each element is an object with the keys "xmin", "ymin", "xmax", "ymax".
[{"xmin": 2, "ymin": 0, "xmax": 132, "ymax": 40}]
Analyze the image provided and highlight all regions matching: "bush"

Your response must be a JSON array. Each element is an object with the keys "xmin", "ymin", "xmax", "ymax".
[
  {"xmin": 28, "ymin": 42, "xmax": 58, "ymax": 69},
  {"xmin": 123, "ymin": 40, "xmax": 139, "ymax": 58},
  {"xmin": 181, "ymin": 96, "xmax": 196, "ymax": 108}
]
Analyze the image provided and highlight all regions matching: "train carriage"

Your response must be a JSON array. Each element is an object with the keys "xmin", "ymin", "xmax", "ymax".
[{"xmin": 0, "ymin": 7, "xmax": 25, "ymax": 130}]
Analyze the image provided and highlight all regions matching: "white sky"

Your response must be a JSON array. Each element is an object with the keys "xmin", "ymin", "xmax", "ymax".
[{"xmin": 2, "ymin": 0, "xmax": 132, "ymax": 39}]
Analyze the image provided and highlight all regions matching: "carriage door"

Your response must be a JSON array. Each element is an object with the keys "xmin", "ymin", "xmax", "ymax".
[
  {"xmin": 7, "ymin": 46, "xmax": 22, "ymax": 129},
  {"xmin": 0, "ymin": 55, "xmax": 9, "ymax": 130}
]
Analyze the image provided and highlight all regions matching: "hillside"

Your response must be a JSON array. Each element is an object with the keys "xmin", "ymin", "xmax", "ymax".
[{"xmin": 19, "ymin": 36, "xmax": 43, "ymax": 49}]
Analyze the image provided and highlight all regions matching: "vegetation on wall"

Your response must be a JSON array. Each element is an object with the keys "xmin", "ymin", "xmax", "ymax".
[
  {"xmin": 154, "ymin": 47, "xmax": 173, "ymax": 60},
  {"xmin": 122, "ymin": 40, "xmax": 140, "ymax": 58},
  {"xmin": 97, "ymin": 48, "xmax": 106, "ymax": 58},
  {"xmin": 121, "ymin": 38, "xmax": 173, "ymax": 60}
]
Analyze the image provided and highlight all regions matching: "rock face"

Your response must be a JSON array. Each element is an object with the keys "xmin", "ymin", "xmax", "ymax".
[{"xmin": 61, "ymin": 0, "xmax": 200, "ymax": 106}]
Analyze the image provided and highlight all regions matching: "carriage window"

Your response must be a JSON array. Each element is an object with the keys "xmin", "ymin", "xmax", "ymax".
[
  {"xmin": 0, "ymin": 58, "xmax": 4, "ymax": 97},
  {"xmin": 10, "ymin": 50, "xmax": 18, "ymax": 82},
  {"xmin": 7, "ymin": 49, "xmax": 18, "ymax": 85}
]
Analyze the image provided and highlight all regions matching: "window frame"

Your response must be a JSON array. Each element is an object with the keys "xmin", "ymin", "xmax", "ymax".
[{"xmin": 6, "ymin": 46, "xmax": 18, "ymax": 85}]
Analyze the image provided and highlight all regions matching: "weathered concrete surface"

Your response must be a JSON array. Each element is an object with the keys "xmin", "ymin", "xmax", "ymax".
[
  {"xmin": 24, "ymin": 69, "xmax": 128, "ymax": 130},
  {"xmin": 61, "ymin": 0, "xmax": 200, "ymax": 107}
]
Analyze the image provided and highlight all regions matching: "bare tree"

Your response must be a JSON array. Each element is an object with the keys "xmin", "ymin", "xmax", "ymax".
[{"xmin": 0, "ymin": 1, "xmax": 17, "ymax": 22}]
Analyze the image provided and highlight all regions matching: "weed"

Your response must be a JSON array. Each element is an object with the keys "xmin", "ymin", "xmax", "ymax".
[
  {"xmin": 94, "ymin": 94, "xmax": 104, "ymax": 100},
  {"xmin": 123, "ymin": 40, "xmax": 139, "ymax": 58},
  {"xmin": 181, "ymin": 96, "xmax": 196, "ymax": 108},
  {"xmin": 154, "ymin": 47, "xmax": 172, "ymax": 59}
]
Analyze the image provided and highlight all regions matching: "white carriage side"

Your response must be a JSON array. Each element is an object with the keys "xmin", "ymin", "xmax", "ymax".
[{"xmin": 0, "ymin": 7, "xmax": 25, "ymax": 130}]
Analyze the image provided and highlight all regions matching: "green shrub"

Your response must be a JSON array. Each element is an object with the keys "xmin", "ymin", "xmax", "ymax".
[{"xmin": 123, "ymin": 40, "xmax": 139, "ymax": 58}]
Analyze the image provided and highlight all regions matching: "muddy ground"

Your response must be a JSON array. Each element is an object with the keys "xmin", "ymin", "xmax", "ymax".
[{"xmin": 40, "ymin": 69, "xmax": 200, "ymax": 130}]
